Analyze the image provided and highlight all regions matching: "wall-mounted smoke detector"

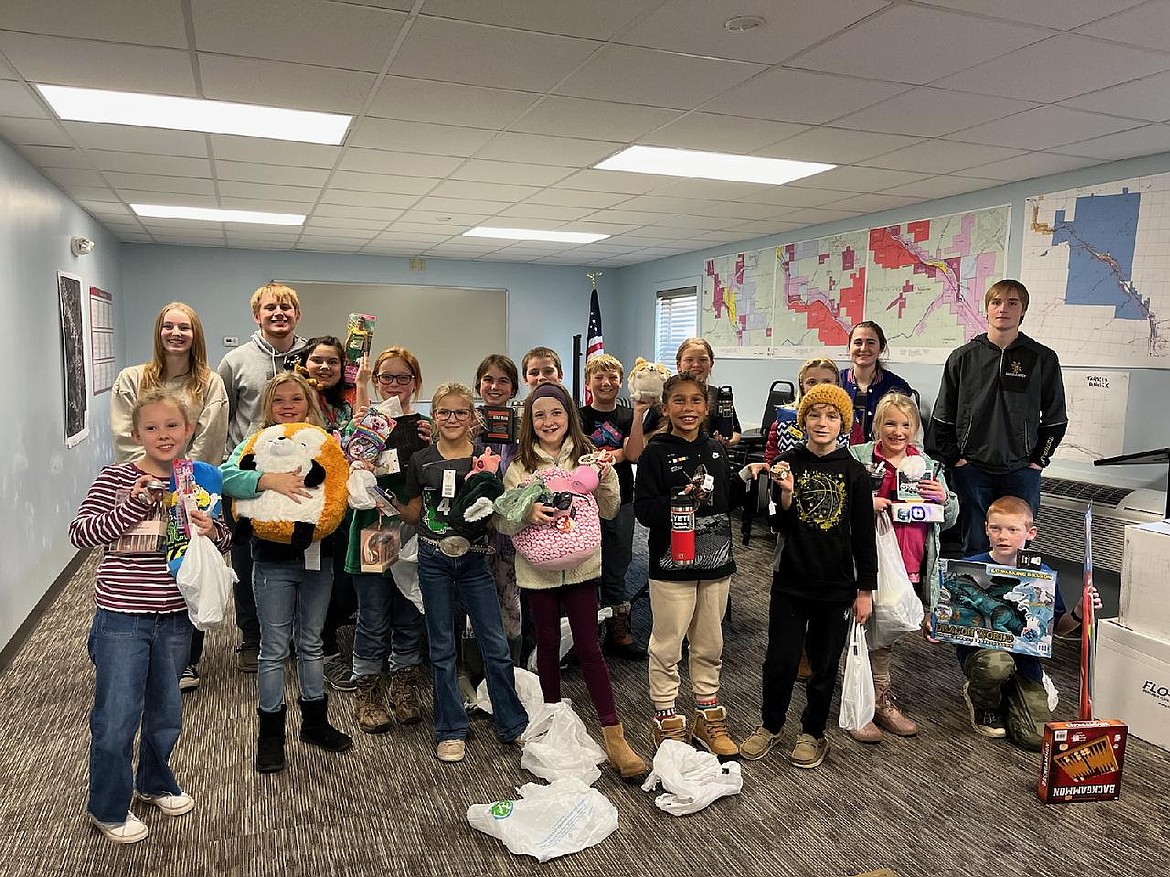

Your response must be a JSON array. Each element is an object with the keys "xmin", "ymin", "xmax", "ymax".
[{"xmin": 724, "ymin": 15, "xmax": 765, "ymax": 32}]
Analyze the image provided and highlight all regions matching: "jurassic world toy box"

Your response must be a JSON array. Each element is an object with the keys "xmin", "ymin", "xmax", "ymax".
[
  {"xmin": 931, "ymin": 559, "xmax": 1057, "ymax": 657},
  {"xmin": 1038, "ymin": 719, "xmax": 1128, "ymax": 803}
]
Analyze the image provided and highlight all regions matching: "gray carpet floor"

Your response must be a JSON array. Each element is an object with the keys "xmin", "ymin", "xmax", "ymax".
[{"xmin": 1, "ymin": 519, "xmax": 1168, "ymax": 877}]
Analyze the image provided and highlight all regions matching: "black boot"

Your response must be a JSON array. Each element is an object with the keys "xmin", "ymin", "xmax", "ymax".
[
  {"xmin": 256, "ymin": 705, "xmax": 287, "ymax": 774},
  {"xmin": 298, "ymin": 695, "xmax": 353, "ymax": 753},
  {"xmin": 602, "ymin": 607, "xmax": 647, "ymax": 660}
]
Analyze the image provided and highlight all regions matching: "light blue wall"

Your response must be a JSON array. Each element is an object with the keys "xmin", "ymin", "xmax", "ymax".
[
  {"xmin": 606, "ymin": 151, "xmax": 1170, "ymax": 492},
  {"xmin": 121, "ymin": 245, "xmax": 597, "ymax": 387},
  {"xmin": 0, "ymin": 139, "xmax": 122, "ymax": 650}
]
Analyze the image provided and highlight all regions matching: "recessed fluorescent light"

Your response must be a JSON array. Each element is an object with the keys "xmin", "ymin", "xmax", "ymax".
[
  {"xmin": 463, "ymin": 227, "xmax": 609, "ymax": 244},
  {"xmin": 36, "ymin": 85, "xmax": 351, "ymax": 145},
  {"xmin": 594, "ymin": 145, "xmax": 834, "ymax": 185},
  {"xmin": 131, "ymin": 204, "xmax": 305, "ymax": 226}
]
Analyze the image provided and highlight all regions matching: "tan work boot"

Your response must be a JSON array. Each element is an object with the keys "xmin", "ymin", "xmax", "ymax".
[
  {"xmin": 354, "ymin": 674, "xmax": 392, "ymax": 734},
  {"xmin": 601, "ymin": 722, "xmax": 649, "ymax": 780},
  {"xmin": 693, "ymin": 705, "xmax": 740, "ymax": 758},
  {"xmin": 652, "ymin": 713, "xmax": 688, "ymax": 749},
  {"xmin": 874, "ymin": 685, "xmax": 919, "ymax": 737},
  {"xmin": 388, "ymin": 665, "xmax": 424, "ymax": 725},
  {"xmin": 848, "ymin": 720, "xmax": 883, "ymax": 743}
]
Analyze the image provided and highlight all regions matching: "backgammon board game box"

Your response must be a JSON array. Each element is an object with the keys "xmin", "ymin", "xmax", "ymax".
[{"xmin": 1038, "ymin": 719, "xmax": 1127, "ymax": 803}]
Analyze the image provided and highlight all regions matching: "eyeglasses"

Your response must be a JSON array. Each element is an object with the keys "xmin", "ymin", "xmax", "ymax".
[
  {"xmin": 434, "ymin": 408, "xmax": 473, "ymax": 421},
  {"xmin": 375, "ymin": 373, "xmax": 414, "ymax": 386}
]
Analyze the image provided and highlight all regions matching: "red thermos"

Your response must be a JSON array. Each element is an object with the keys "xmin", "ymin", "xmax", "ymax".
[{"xmin": 670, "ymin": 494, "xmax": 696, "ymax": 564}]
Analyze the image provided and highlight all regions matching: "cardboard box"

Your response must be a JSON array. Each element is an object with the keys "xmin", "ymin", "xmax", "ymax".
[
  {"xmin": 891, "ymin": 502, "xmax": 946, "ymax": 524},
  {"xmin": 1094, "ymin": 619, "xmax": 1170, "ymax": 751},
  {"xmin": 931, "ymin": 559, "xmax": 1057, "ymax": 657},
  {"xmin": 1038, "ymin": 718, "xmax": 1128, "ymax": 803},
  {"xmin": 1120, "ymin": 521, "xmax": 1170, "ymax": 640}
]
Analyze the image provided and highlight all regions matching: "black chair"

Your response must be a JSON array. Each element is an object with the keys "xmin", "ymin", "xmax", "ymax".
[{"xmin": 733, "ymin": 380, "xmax": 796, "ymax": 544}]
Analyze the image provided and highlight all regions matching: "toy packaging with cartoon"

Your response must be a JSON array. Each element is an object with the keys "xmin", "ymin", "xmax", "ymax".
[
  {"xmin": 165, "ymin": 459, "xmax": 223, "ymax": 577},
  {"xmin": 343, "ymin": 312, "xmax": 376, "ymax": 385},
  {"xmin": 931, "ymin": 558, "xmax": 1057, "ymax": 657}
]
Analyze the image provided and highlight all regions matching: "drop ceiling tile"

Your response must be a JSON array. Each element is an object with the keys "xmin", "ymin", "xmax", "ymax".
[
  {"xmin": 859, "ymin": 140, "xmax": 1025, "ymax": 174},
  {"xmin": 214, "ymin": 161, "xmax": 330, "ymax": 187},
  {"xmin": 619, "ymin": 0, "xmax": 887, "ymax": 64},
  {"xmin": 390, "ymin": 219, "xmax": 484, "ymax": 234},
  {"xmin": 1062, "ymin": 72, "xmax": 1170, "ymax": 123},
  {"xmin": 756, "ymin": 127, "xmax": 921, "ymax": 164},
  {"xmin": 739, "ymin": 186, "xmax": 855, "ymax": 208},
  {"xmin": 833, "ymin": 89, "xmax": 1036, "ymax": 138},
  {"xmin": 210, "ymin": 136, "xmax": 340, "ymax": 168},
  {"xmin": 0, "ymin": 0, "xmax": 189, "ymax": 46},
  {"xmin": 0, "ymin": 80, "xmax": 50, "ymax": 118},
  {"xmin": 454, "ymin": 217, "xmax": 567, "ymax": 231},
  {"xmin": 791, "ymin": 5, "xmax": 1046, "ymax": 85},
  {"xmin": 411, "ymin": 196, "xmax": 509, "ymax": 214},
  {"xmin": 705, "ymin": 201, "xmax": 802, "ymax": 220},
  {"xmin": 653, "ymin": 213, "xmax": 752, "ymax": 231},
  {"xmin": 551, "ymin": 169, "xmax": 660, "ymax": 195},
  {"xmin": 651, "ymin": 179, "xmax": 774, "ymax": 201},
  {"xmin": 555, "ymin": 45, "xmax": 764, "ymax": 110},
  {"xmin": 88, "ymin": 151, "xmax": 213, "ymax": 177},
  {"xmin": 428, "ymin": 180, "xmax": 542, "ymax": 202},
  {"xmin": 960, "ymin": 151, "xmax": 1102, "ymax": 182},
  {"xmin": 525, "ymin": 188, "xmax": 631, "ymax": 209},
  {"xmin": 105, "ymin": 172, "xmax": 217, "ymax": 195},
  {"xmin": 0, "ymin": 34, "xmax": 197, "ymax": 95},
  {"xmin": 709, "ymin": 68, "xmax": 908, "ymax": 125},
  {"xmin": 933, "ymin": 34, "xmax": 1170, "ymax": 103},
  {"xmin": 474, "ymin": 133, "xmax": 622, "ymax": 167},
  {"xmin": 494, "ymin": 203, "xmax": 596, "ymax": 221},
  {"xmin": 1056, "ymin": 124, "xmax": 1170, "ymax": 161},
  {"xmin": 416, "ymin": 1, "xmax": 655, "ymax": 40},
  {"xmin": 320, "ymin": 189, "xmax": 420, "ymax": 208},
  {"xmin": 780, "ymin": 206, "xmax": 866, "ymax": 225},
  {"xmin": 67, "ymin": 122, "xmax": 209, "ymax": 157},
  {"xmin": 389, "ymin": 17, "xmax": 599, "ymax": 91},
  {"xmin": 367, "ymin": 77, "xmax": 539, "ymax": 129},
  {"xmin": 1075, "ymin": 1, "xmax": 1170, "ymax": 50},
  {"xmin": 949, "ymin": 106, "xmax": 1137, "ymax": 151},
  {"xmin": 78, "ymin": 200, "xmax": 132, "ymax": 216},
  {"xmin": 220, "ymin": 198, "xmax": 316, "ymax": 215},
  {"xmin": 560, "ymin": 221, "xmax": 644, "ymax": 235},
  {"xmin": 727, "ymin": 219, "xmax": 807, "ymax": 236},
  {"xmin": 304, "ymin": 218, "xmax": 390, "ymax": 234},
  {"xmin": 0, "ymin": 117, "xmax": 70, "ymax": 146},
  {"xmin": 450, "ymin": 160, "xmax": 573, "ymax": 188},
  {"xmin": 314, "ymin": 203, "xmax": 408, "ymax": 220},
  {"xmin": 338, "ymin": 148, "xmax": 462, "ymax": 177},
  {"xmin": 616, "ymin": 195, "xmax": 721, "ymax": 214},
  {"xmin": 198, "ymin": 55, "xmax": 377, "ymax": 113},
  {"xmin": 347, "ymin": 118, "xmax": 495, "ymax": 156},
  {"xmin": 42, "ymin": 167, "xmax": 109, "ymax": 188},
  {"xmin": 877, "ymin": 174, "xmax": 1002, "ymax": 200},
  {"xmin": 787, "ymin": 165, "xmax": 932, "ymax": 193},
  {"xmin": 117, "ymin": 191, "xmax": 219, "ymax": 208},
  {"xmin": 582, "ymin": 209, "xmax": 675, "ymax": 225},
  {"xmin": 218, "ymin": 181, "xmax": 322, "ymax": 203},
  {"xmin": 329, "ymin": 171, "xmax": 439, "ymax": 196},
  {"xmin": 827, "ymin": 192, "xmax": 927, "ymax": 213},
  {"xmin": 919, "ymin": 0, "xmax": 1145, "ymax": 29},
  {"xmin": 17, "ymin": 145, "xmax": 91, "ymax": 168},
  {"xmin": 629, "ymin": 225, "xmax": 704, "ymax": 240},
  {"xmin": 193, "ymin": 0, "xmax": 405, "ymax": 72},
  {"xmin": 70, "ymin": 186, "xmax": 129, "ymax": 203},
  {"xmin": 508, "ymin": 97, "xmax": 683, "ymax": 141},
  {"xmin": 373, "ymin": 230, "xmax": 452, "ymax": 243},
  {"xmin": 639, "ymin": 114, "xmax": 807, "ymax": 152}
]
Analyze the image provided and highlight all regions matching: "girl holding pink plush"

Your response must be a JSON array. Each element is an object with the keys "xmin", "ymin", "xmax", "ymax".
[{"xmin": 494, "ymin": 382, "xmax": 647, "ymax": 779}]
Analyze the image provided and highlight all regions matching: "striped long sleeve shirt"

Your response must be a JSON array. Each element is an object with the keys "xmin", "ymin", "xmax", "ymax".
[{"xmin": 69, "ymin": 462, "xmax": 231, "ymax": 613}]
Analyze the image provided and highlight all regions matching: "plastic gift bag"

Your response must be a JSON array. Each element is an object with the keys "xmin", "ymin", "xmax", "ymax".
[
  {"xmin": 466, "ymin": 778, "xmax": 617, "ymax": 863},
  {"xmin": 176, "ymin": 531, "xmax": 237, "ymax": 631},
  {"xmin": 517, "ymin": 701, "xmax": 608, "ymax": 785},
  {"xmin": 477, "ymin": 668, "xmax": 546, "ymax": 720},
  {"xmin": 868, "ymin": 513, "xmax": 925, "ymax": 649},
  {"xmin": 640, "ymin": 739, "xmax": 743, "ymax": 816},
  {"xmin": 391, "ymin": 528, "xmax": 422, "ymax": 614},
  {"xmin": 839, "ymin": 621, "xmax": 875, "ymax": 731}
]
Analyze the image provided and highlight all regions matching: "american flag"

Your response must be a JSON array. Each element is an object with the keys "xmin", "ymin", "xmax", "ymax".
[{"xmin": 584, "ymin": 288, "xmax": 604, "ymax": 404}]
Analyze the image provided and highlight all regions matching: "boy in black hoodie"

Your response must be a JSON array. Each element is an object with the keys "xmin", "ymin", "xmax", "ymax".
[
  {"xmin": 634, "ymin": 373, "xmax": 738, "ymax": 759},
  {"xmin": 740, "ymin": 383, "xmax": 877, "ymax": 768}
]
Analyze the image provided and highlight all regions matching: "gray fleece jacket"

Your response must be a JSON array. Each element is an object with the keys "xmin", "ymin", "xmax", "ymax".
[{"xmin": 216, "ymin": 330, "xmax": 310, "ymax": 456}]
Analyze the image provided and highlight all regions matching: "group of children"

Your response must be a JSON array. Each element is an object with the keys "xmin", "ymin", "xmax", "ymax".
[{"xmin": 73, "ymin": 328, "xmax": 1084, "ymax": 844}]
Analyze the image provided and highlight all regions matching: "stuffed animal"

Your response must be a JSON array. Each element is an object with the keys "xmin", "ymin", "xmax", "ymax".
[
  {"xmin": 627, "ymin": 357, "xmax": 671, "ymax": 404},
  {"xmin": 446, "ymin": 449, "xmax": 505, "ymax": 541},
  {"xmin": 233, "ymin": 422, "xmax": 349, "ymax": 549}
]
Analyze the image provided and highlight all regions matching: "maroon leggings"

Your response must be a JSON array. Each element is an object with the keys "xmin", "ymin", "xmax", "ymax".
[{"xmin": 527, "ymin": 579, "xmax": 618, "ymax": 726}]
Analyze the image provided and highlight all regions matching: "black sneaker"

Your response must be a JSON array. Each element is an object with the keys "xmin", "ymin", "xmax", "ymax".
[
  {"xmin": 324, "ymin": 654, "xmax": 357, "ymax": 692},
  {"xmin": 179, "ymin": 665, "xmax": 200, "ymax": 692},
  {"xmin": 963, "ymin": 682, "xmax": 1006, "ymax": 738},
  {"xmin": 235, "ymin": 643, "xmax": 259, "ymax": 674}
]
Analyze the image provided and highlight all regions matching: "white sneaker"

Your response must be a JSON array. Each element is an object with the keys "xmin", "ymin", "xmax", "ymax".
[
  {"xmin": 90, "ymin": 811, "xmax": 149, "ymax": 844},
  {"xmin": 136, "ymin": 791, "xmax": 195, "ymax": 816}
]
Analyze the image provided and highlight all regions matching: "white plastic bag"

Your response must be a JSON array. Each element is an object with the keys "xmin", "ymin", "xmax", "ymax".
[
  {"xmin": 518, "ymin": 701, "xmax": 608, "ymax": 785},
  {"xmin": 640, "ymin": 739, "xmax": 743, "ymax": 816},
  {"xmin": 176, "ymin": 531, "xmax": 237, "ymax": 631},
  {"xmin": 868, "ymin": 513, "xmax": 925, "ymax": 649},
  {"xmin": 477, "ymin": 668, "xmax": 546, "ymax": 719},
  {"xmin": 391, "ymin": 537, "xmax": 423, "ymax": 614},
  {"xmin": 466, "ymin": 778, "xmax": 617, "ymax": 863},
  {"xmin": 346, "ymin": 465, "xmax": 377, "ymax": 510},
  {"xmin": 839, "ymin": 621, "xmax": 875, "ymax": 731}
]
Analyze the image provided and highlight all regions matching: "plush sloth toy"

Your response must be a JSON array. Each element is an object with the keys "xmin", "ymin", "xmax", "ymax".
[{"xmin": 233, "ymin": 422, "xmax": 349, "ymax": 550}]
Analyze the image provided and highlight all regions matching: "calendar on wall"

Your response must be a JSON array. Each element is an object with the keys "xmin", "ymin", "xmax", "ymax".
[{"xmin": 90, "ymin": 286, "xmax": 115, "ymax": 395}]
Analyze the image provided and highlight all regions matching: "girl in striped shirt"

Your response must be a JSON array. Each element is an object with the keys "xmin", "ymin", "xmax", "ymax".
[{"xmin": 70, "ymin": 389, "xmax": 231, "ymax": 844}]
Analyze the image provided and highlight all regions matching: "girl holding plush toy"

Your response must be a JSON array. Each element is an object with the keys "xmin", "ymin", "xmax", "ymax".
[
  {"xmin": 221, "ymin": 371, "xmax": 353, "ymax": 774},
  {"xmin": 494, "ymin": 382, "xmax": 647, "ymax": 779}
]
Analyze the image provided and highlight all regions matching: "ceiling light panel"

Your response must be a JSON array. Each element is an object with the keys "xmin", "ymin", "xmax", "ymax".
[
  {"xmin": 595, "ymin": 146, "xmax": 834, "ymax": 185},
  {"xmin": 131, "ymin": 204, "xmax": 305, "ymax": 225},
  {"xmin": 463, "ymin": 227, "xmax": 609, "ymax": 244}
]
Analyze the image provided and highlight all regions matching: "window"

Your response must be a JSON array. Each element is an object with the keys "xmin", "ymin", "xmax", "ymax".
[{"xmin": 655, "ymin": 286, "xmax": 697, "ymax": 365}]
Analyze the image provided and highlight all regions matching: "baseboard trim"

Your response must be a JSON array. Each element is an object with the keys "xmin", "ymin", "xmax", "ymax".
[{"xmin": 0, "ymin": 549, "xmax": 92, "ymax": 675}]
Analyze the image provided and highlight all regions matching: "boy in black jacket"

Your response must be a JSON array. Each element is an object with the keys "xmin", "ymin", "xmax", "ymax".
[
  {"xmin": 634, "ymin": 373, "xmax": 738, "ymax": 758},
  {"xmin": 740, "ymin": 383, "xmax": 877, "ymax": 768}
]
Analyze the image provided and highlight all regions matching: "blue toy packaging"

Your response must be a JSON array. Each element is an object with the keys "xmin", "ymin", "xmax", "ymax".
[{"xmin": 931, "ymin": 558, "xmax": 1056, "ymax": 657}]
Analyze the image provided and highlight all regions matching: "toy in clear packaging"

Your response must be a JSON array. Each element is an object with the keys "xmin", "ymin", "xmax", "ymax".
[
  {"xmin": 343, "ymin": 312, "xmax": 376, "ymax": 384},
  {"xmin": 931, "ymin": 558, "xmax": 1056, "ymax": 657}
]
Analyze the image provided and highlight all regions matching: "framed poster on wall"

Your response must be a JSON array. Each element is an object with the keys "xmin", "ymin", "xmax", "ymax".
[
  {"xmin": 90, "ymin": 286, "xmax": 115, "ymax": 395},
  {"xmin": 58, "ymin": 271, "xmax": 89, "ymax": 447}
]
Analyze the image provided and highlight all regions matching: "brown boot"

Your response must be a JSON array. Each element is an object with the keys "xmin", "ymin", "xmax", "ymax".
[
  {"xmin": 602, "ymin": 605, "xmax": 647, "ymax": 660},
  {"xmin": 874, "ymin": 685, "xmax": 919, "ymax": 737},
  {"xmin": 354, "ymin": 675, "xmax": 392, "ymax": 734},
  {"xmin": 652, "ymin": 713, "xmax": 688, "ymax": 749},
  {"xmin": 796, "ymin": 647, "xmax": 812, "ymax": 683},
  {"xmin": 388, "ymin": 665, "xmax": 424, "ymax": 725},
  {"xmin": 602, "ymin": 722, "xmax": 648, "ymax": 780},
  {"xmin": 848, "ymin": 721, "xmax": 883, "ymax": 744},
  {"xmin": 693, "ymin": 705, "xmax": 740, "ymax": 758}
]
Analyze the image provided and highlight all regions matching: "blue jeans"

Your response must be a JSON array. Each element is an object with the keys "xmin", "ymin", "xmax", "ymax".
[
  {"xmin": 952, "ymin": 463, "xmax": 1042, "ymax": 556},
  {"xmin": 416, "ymin": 542, "xmax": 528, "ymax": 743},
  {"xmin": 352, "ymin": 570, "xmax": 423, "ymax": 677},
  {"xmin": 599, "ymin": 503, "xmax": 635, "ymax": 607},
  {"xmin": 252, "ymin": 560, "xmax": 332, "ymax": 712},
  {"xmin": 87, "ymin": 609, "xmax": 192, "ymax": 824}
]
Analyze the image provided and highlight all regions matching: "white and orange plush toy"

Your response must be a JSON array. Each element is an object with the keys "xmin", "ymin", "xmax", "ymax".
[
  {"xmin": 627, "ymin": 357, "xmax": 671, "ymax": 404},
  {"xmin": 233, "ymin": 422, "xmax": 349, "ymax": 549}
]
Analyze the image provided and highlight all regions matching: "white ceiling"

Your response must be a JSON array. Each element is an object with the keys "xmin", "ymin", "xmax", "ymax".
[{"xmin": 1, "ymin": 0, "xmax": 1168, "ymax": 266}]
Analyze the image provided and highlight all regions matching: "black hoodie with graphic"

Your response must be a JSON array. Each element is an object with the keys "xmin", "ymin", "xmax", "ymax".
[
  {"xmin": 634, "ymin": 432, "xmax": 736, "ymax": 582},
  {"xmin": 770, "ymin": 444, "xmax": 877, "ymax": 602}
]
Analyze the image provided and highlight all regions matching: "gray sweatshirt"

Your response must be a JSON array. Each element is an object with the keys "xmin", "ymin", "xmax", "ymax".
[{"xmin": 216, "ymin": 330, "xmax": 309, "ymax": 456}]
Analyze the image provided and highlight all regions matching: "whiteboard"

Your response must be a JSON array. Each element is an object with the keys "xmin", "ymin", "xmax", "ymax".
[{"xmin": 288, "ymin": 281, "xmax": 507, "ymax": 403}]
